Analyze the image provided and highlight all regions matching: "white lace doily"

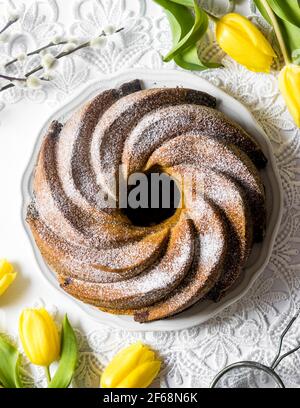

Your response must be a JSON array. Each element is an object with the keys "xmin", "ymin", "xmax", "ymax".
[{"xmin": 0, "ymin": 0, "xmax": 300, "ymax": 388}]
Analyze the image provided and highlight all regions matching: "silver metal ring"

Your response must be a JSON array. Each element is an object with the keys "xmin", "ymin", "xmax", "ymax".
[{"xmin": 210, "ymin": 360, "xmax": 285, "ymax": 388}]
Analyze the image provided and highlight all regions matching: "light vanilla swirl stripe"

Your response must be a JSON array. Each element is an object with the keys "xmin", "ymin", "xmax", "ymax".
[{"xmin": 27, "ymin": 80, "xmax": 267, "ymax": 322}]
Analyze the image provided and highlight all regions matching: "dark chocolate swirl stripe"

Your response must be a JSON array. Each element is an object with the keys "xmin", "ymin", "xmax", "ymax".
[
  {"xmin": 146, "ymin": 134, "xmax": 266, "ymax": 242},
  {"xmin": 91, "ymin": 88, "xmax": 217, "ymax": 201},
  {"xmin": 57, "ymin": 214, "xmax": 195, "ymax": 310},
  {"xmin": 27, "ymin": 80, "xmax": 267, "ymax": 322},
  {"xmin": 123, "ymin": 104, "xmax": 267, "ymax": 179}
]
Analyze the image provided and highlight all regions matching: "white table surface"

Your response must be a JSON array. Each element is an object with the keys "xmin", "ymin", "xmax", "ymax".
[{"xmin": 0, "ymin": 0, "xmax": 300, "ymax": 388}]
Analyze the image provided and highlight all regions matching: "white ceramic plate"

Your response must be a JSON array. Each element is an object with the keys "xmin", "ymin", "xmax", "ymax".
[{"xmin": 22, "ymin": 69, "xmax": 283, "ymax": 331}]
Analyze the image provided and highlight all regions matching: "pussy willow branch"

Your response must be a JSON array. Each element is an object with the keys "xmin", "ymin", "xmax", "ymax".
[
  {"xmin": 0, "ymin": 27, "xmax": 124, "ymax": 93},
  {"xmin": 0, "ymin": 17, "xmax": 18, "ymax": 35},
  {"xmin": 0, "ymin": 73, "xmax": 49, "ymax": 83},
  {"xmin": 4, "ymin": 40, "xmax": 68, "ymax": 68},
  {"xmin": 0, "ymin": 73, "xmax": 26, "ymax": 81}
]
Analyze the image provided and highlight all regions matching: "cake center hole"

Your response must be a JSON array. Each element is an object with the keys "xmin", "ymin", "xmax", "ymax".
[{"xmin": 122, "ymin": 168, "xmax": 181, "ymax": 227}]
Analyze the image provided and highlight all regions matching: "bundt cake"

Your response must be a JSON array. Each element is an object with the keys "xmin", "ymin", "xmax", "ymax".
[{"xmin": 27, "ymin": 79, "xmax": 267, "ymax": 323}]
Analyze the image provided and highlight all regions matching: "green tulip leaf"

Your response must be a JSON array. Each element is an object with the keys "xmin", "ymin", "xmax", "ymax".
[
  {"xmin": 163, "ymin": 0, "xmax": 209, "ymax": 62},
  {"xmin": 0, "ymin": 335, "xmax": 22, "ymax": 388},
  {"xmin": 253, "ymin": 0, "xmax": 272, "ymax": 24},
  {"xmin": 167, "ymin": 0, "xmax": 194, "ymax": 7},
  {"xmin": 268, "ymin": 0, "xmax": 300, "ymax": 29},
  {"xmin": 164, "ymin": 6, "xmax": 211, "ymax": 70},
  {"xmin": 175, "ymin": 45, "xmax": 222, "ymax": 70},
  {"xmin": 280, "ymin": 19, "xmax": 300, "ymax": 63},
  {"xmin": 169, "ymin": 0, "xmax": 236, "ymax": 9},
  {"xmin": 155, "ymin": 0, "xmax": 194, "ymax": 45},
  {"xmin": 48, "ymin": 315, "xmax": 78, "ymax": 389},
  {"xmin": 254, "ymin": 0, "xmax": 300, "ymax": 63},
  {"xmin": 154, "ymin": 0, "xmax": 221, "ymax": 70}
]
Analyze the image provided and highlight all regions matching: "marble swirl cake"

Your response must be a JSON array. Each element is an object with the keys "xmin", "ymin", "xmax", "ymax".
[{"xmin": 27, "ymin": 80, "xmax": 267, "ymax": 323}]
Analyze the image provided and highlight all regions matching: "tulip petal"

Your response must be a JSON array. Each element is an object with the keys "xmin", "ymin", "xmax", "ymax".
[
  {"xmin": 0, "ymin": 273, "xmax": 17, "ymax": 296},
  {"xmin": 38, "ymin": 309, "xmax": 60, "ymax": 363},
  {"xmin": 100, "ymin": 342, "xmax": 161, "ymax": 388},
  {"xmin": 19, "ymin": 308, "xmax": 60, "ymax": 366},
  {"xmin": 116, "ymin": 361, "xmax": 161, "ymax": 388},
  {"xmin": 216, "ymin": 13, "xmax": 276, "ymax": 72},
  {"xmin": 0, "ymin": 260, "xmax": 16, "ymax": 296},
  {"xmin": 137, "ymin": 347, "xmax": 156, "ymax": 365},
  {"xmin": 279, "ymin": 64, "xmax": 300, "ymax": 127},
  {"xmin": 101, "ymin": 342, "xmax": 145, "ymax": 388},
  {"xmin": 0, "ymin": 259, "xmax": 14, "ymax": 279},
  {"xmin": 217, "ymin": 25, "xmax": 272, "ymax": 72},
  {"xmin": 20, "ymin": 311, "xmax": 48, "ymax": 365},
  {"xmin": 221, "ymin": 14, "xmax": 276, "ymax": 56}
]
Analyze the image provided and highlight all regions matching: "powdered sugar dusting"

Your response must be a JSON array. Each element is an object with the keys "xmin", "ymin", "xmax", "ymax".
[{"xmin": 27, "ymin": 82, "xmax": 267, "ymax": 321}]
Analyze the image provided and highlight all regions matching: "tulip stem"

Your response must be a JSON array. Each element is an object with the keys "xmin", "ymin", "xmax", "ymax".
[
  {"xmin": 45, "ymin": 366, "xmax": 51, "ymax": 385},
  {"xmin": 260, "ymin": 0, "xmax": 291, "ymax": 64},
  {"xmin": 205, "ymin": 10, "xmax": 219, "ymax": 24}
]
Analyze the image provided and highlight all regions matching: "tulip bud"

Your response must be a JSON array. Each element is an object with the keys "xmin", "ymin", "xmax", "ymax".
[
  {"xmin": 19, "ymin": 308, "xmax": 60, "ymax": 366},
  {"xmin": 279, "ymin": 64, "xmax": 300, "ymax": 128},
  {"xmin": 0, "ymin": 259, "xmax": 17, "ymax": 296},
  {"xmin": 215, "ymin": 13, "xmax": 276, "ymax": 73},
  {"xmin": 100, "ymin": 342, "xmax": 161, "ymax": 388}
]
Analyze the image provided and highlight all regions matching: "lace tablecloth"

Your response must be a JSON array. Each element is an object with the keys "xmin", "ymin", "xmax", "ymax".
[{"xmin": 0, "ymin": 0, "xmax": 300, "ymax": 388}]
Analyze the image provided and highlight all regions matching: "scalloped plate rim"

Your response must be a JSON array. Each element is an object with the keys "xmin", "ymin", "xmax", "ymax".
[{"xmin": 21, "ymin": 68, "xmax": 283, "ymax": 332}]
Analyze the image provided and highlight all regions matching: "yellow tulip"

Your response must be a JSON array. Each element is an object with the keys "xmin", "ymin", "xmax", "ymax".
[
  {"xmin": 100, "ymin": 342, "xmax": 161, "ymax": 388},
  {"xmin": 0, "ymin": 259, "xmax": 17, "ymax": 296},
  {"xmin": 279, "ymin": 64, "xmax": 300, "ymax": 128},
  {"xmin": 215, "ymin": 13, "xmax": 276, "ymax": 73},
  {"xmin": 19, "ymin": 308, "xmax": 60, "ymax": 366}
]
